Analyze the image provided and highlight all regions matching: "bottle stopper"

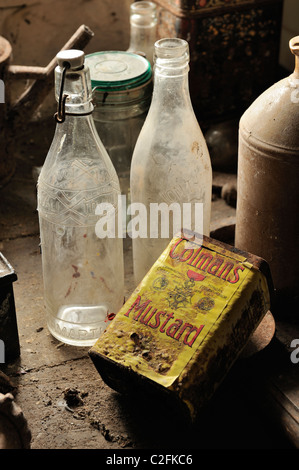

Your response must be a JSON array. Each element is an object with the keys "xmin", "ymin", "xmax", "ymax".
[{"xmin": 56, "ymin": 49, "xmax": 85, "ymax": 70}]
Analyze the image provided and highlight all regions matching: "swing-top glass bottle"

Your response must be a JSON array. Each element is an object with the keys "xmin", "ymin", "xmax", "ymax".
[{"xmin": 37, "ymin": 49, "xmax": 124, "ymax": 346}]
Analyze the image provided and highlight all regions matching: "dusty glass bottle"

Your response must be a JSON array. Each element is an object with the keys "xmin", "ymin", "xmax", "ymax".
[
  {"xmin": 37, "ymin": 49, "xmax": 124, "ymax": 346},
  {"xmin": 130, "ymin": 38, "xmax": 212, "ymax": 285},
  {"xmin": 127, "ymin": 1, "xmax": 157, "ymax": 67}
]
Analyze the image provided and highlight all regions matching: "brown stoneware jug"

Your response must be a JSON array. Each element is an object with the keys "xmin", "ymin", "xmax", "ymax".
[{"xmin": 235, "ymin": 36, "xmax": 299, "ymax": 322}]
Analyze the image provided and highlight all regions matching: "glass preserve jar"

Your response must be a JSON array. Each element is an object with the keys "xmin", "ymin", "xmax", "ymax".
[{"xmin": 85, "ymin": 51, "xmax": 152, "ymax": 200}]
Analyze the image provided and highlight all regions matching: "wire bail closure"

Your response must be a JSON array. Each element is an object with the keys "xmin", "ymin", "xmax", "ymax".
[{"xmin": 55, "ymin": 63, "xmax": 70, "ymax": 123}]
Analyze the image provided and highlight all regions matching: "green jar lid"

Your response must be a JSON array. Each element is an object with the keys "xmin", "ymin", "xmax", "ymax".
[{"xmin": 85, "ymin": 51, "xmax": 152, "ymax": 91}]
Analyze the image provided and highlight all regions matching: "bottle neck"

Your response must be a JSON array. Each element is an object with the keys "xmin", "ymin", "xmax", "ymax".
[
  {"xmin": 127, "ymin": 2, "xmax": 157, "ymax": 64},
  {"xmin": 128, "ymin": 25, "xmax": 157, "ymax": 52},
  {"xmin": 151, "ymin": 65, "xmax": 192, "ymax": 110},
  {"xmin": 55, "ymin": 64, "xmax": 94, "ymax": 119},
  {"xmin": 52, "ymin": 112, "xmax": 101, "ymax": 160},
  {"xmin": 290, "ymin": 36, "xmax": 299, "ymax": 79},
  {"xmin": 54, "ymin": 112, "xmax": 95, "ymax": 132},
  {"xmin": 150, "ymin": 38, "xmax": 193, "ymax": 109}
]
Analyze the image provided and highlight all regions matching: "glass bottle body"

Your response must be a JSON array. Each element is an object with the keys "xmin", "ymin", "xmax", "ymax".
[
  {"xmin": 38, "ymin": 114, "xmax": 124, "ymax": 346},
  {"xmin": 130, "ymin": 39, "xmax": 212, "ymax": 285}
]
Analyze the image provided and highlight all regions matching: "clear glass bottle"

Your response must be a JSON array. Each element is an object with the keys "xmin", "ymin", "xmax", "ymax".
[
  {"xmin": 127, "ymin": 1, "xmax": 158, "ymax": 67},
  {"xmin": 130, "ymin": 38, "xmax": 212, "ymax": 285},
  {"xmin": 37, "ymin": 50, "xmax": 124, "ymax": 346}
]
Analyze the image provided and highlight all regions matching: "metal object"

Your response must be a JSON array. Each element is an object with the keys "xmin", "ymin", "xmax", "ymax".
[
  {"xmin": 0, "ymin": 24, "xmax": 94, "ymax": 185},
  {"xmin": 0, "ymin": 252, "xmax": 19, "ymax": 362},
  {"xmin": 154, "ymin": 0, "xmax": 284, "ymax": 125},
  {"xmin": 90, "ymin": 232, "xmax": 273, "ymax": 423},
  {"xmin": 54, "ymin": 63, "xmax": 70, "ymax": 123},
  {"xmin": 235, "ymin": 36, "xmax": 299, "ymax": 322}
]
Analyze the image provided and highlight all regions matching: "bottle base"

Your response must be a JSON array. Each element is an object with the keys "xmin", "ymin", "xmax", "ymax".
[{"xmin": 46, "ymin": 304, "xmax": 109, "ymax": 347}]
